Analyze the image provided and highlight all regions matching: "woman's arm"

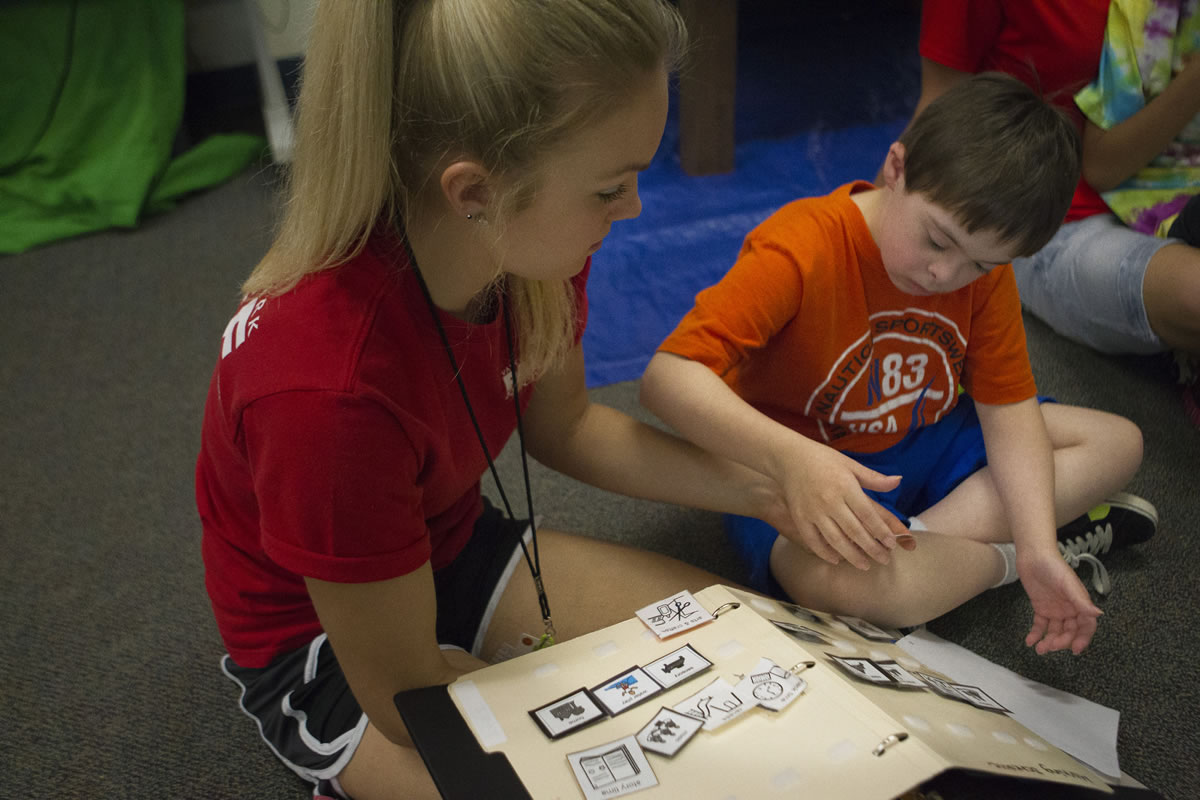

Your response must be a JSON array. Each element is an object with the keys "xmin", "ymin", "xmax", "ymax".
[
  {"xmin": 636, "ymin": 351, "xmax": 904, "ymax": 568},
  {"xmin": 305, "ymin": 564, "xmax": 485, "ymax": 746},
  {"xmin": 522, "ymin": 343, "xmax": 790, "ymax": 531},
  {"xmin": 1082, "ymin": 54, "xmax": 1200, "ymax": 192},
  {"xmin": 523, "ymin": 342, "xmax": 904, "ymax": 568}
]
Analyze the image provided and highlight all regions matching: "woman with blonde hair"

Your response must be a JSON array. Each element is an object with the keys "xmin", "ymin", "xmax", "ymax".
[{"xmin": 196, "ymin": 1, "xmax": 910, "ymax": 796}]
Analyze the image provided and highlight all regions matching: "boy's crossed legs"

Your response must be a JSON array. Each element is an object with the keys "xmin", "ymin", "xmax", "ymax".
[{"xmin": 762, "ymin": 402, "xmax": 1146, "ymax": 641}]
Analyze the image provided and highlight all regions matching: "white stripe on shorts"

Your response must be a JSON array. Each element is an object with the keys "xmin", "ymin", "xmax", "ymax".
[
  {"xmin": 470, "ymin": 522, "xmax": 536, "ymax": 657},
  {"xmin": 220, "ymin": 639, "xmax": 366, "ymax": 784}
]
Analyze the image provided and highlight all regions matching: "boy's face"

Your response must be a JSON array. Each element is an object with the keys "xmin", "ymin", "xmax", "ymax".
[{"xmin": 876, "ymin": 144, "xmax": 1017, "ymax": 296}]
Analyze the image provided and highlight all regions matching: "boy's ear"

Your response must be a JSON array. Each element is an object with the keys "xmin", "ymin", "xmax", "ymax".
[
  {"xmin": 440, "ymin": 160, "xmax": 492, "ymax": 218},
  {"xmin": 882, "ymin": 142, "xmax": 907, "ymax": 191}
]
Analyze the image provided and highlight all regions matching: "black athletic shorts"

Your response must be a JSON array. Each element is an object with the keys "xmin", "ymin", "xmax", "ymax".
[{"xmin": 220, "ymin": 499, "xmax": 532, "ymax": 794}]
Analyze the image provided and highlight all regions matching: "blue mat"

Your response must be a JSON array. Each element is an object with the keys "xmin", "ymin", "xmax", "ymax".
[
  {"xmin": 582, "ymin": 2, "xmax": 919, "ymax": 387},
  {"xmin": 583, "ymin": 118, "xmax": 909, "ymax": 387}
]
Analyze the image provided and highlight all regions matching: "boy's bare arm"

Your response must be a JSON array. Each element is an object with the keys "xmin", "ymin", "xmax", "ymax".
[
  {"xmin": 640, "ymin": 352, "xmax": 906, "ymax": 569},
  {"xmin": 1082, "ymin": 53, "xmax": 1200, "ymax": 192},
  {"xmin": 975, "ymin": 398, "xmax": 1101, "ymax": 654},
  {"xmin": 974, "ymin": 398, "xmax": 1058, "ymax": 557}
]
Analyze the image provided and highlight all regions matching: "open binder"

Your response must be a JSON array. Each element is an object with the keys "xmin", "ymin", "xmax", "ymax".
[{"xmin": 395, "ymin": 584, "xmax": 1155, "ymax": 799}]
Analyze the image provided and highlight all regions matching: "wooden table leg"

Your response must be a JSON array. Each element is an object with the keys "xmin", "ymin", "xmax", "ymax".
[{"xmin": 678, "ymin": 0, "xmax": 737, "ymax": 176}]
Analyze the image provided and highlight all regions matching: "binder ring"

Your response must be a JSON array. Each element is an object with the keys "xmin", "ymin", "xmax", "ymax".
[
  {"xmin": 872, "ymin": 732, "xmax": 908, "ymax": 757},
  {"xmin": 712, "ymin": 602, "xmax": 741, "ymax": 617},
  {"xmin": 789, "ymin": 660, "xmax": 816, "ymax": 674}
]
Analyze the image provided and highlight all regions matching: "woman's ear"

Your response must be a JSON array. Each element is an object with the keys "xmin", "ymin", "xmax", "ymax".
[
  {"xmin": 882, "ymin": 142, "xmax": 907, "ymax": 192},
  {"xmin": 440, "ymin": 160, "xmax": 492, "ymax": 219}
]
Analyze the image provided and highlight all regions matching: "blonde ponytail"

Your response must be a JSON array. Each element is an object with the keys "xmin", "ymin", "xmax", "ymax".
[
  {"xmin": 243, "ymin": 0, "xmax": 685, "ymax": 380},
  {"xmin": 243, "ymin": 1, "xmax": 398, "ymax": 296}
]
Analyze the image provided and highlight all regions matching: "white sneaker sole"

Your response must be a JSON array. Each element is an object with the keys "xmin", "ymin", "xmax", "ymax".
[{"xmin": 1105, "ymin": 491, "xmax": 1159, "ymax": 525}]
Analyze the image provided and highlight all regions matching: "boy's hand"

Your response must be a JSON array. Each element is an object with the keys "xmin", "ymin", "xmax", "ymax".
[
  {"xmin": 779, "ymin": 443, "xmax": 908, "ymax": 569},
  {"xmin": 1018, "ymin": 552, "xmax": 1102, "ymax": 655}
]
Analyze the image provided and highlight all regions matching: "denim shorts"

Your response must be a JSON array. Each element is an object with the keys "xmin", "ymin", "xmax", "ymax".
[{"xmin": 1012, "ymin": 213, "xmax": 1173, "ymax": 355}]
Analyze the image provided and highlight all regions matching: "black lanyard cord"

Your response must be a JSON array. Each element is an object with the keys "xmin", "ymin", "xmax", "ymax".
[
  {"xmin": 498, "ymin": 293, "xmax": 551, "ymax": 622},
  {"xmin": 411, "ymin": 261, "xmax": 554, "ymax": 639}
]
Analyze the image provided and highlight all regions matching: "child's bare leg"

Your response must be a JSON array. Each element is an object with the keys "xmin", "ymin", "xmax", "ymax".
[
  {"xmin": 916, "ymin": 404, "xmax": 1143, "ymax": 543},
  {"xmin": 1143, "ymin": 242, "xmax": 1200, "ymax": 354},
  {"xmin": 769, "ymin": 533, "xmax": 1006, "ymax": 628}
]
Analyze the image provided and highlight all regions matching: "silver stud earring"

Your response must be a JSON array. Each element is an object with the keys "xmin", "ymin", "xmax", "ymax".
[{"xmin": 466, "ymin": 213, "xmax": 474, "ymax": 220}]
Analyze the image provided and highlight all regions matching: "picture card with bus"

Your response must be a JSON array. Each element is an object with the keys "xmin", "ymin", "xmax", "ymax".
[{"xmin": 528, "ymin": 688, "xmax": 606, "ymax": 740}]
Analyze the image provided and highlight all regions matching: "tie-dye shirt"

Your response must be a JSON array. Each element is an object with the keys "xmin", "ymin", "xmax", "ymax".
[{"xmin": 1075, "ymin": 0, "xmax": 1200, "ymax": 236}]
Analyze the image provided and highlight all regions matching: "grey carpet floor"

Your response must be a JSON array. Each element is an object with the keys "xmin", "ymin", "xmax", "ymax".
[{"xmin": 3, "ymin": 167, "xmax": 1196, "ymax": 799}]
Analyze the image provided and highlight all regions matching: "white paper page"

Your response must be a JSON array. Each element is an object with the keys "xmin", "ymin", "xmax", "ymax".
[{"xmin": 898, "ymin": 628, "xmax": 1120, "ymax": 778}]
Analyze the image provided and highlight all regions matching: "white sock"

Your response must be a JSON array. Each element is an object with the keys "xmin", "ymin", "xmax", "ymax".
[
  {"xmin": 907, "ymin": 515, "xmax": 928, "ymax": 532},
  {"xmin": 990, "ymin": 542, "xmax": 1019, "ymax": 588}
]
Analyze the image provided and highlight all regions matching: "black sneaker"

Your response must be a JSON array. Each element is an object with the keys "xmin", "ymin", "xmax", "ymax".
[
  {"xmin": 1058, "ymin": 492, "xmax": 1158, "ymax": 551},
  {"xmin": 1060, "ymin": 548, "xmax": 1112, "ymax": 595},
  {"xmin": 1056, "ymin": 492, "xmax": 1158, "ymax": 594}
]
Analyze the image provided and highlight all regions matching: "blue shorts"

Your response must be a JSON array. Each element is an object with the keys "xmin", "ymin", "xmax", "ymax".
[{"xmin": 726, "ymin": 396, "xmax": 1047, "ymax": 597}]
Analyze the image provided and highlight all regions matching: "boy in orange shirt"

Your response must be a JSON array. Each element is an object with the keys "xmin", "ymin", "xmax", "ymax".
[{"xmin": 641, "ymin": 73, "xmax": 1153, "ymax": 655}]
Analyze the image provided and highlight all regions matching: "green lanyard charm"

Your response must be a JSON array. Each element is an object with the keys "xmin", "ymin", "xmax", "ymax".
[{"xmin": 533, "ymin": 582, "xmax": 556, "ymax": 650}]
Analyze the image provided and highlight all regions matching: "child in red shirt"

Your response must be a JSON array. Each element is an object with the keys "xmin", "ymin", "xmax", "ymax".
[{"xmin": 914, "ymin": 0, "xmax": 1200, "ymax": 422}]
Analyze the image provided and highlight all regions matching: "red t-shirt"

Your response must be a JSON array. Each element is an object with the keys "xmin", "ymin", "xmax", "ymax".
[
  {"xmin": 919, "ymin": 0, "xmax": 1111, "ymax": 222},
  {"xmin": 196, "ymin": 229, "xmax": 589, "ymax": 667}
]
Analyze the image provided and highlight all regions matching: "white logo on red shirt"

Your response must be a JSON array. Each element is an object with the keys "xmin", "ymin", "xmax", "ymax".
[{"xmin": 220, "ymin": 298, "xmax": 266, "ymax": 358}]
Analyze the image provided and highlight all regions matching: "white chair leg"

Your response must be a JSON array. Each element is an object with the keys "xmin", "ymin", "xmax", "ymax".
[{"xmin": 242, "ymin": 0, "xmax": 294, "ymax": 162}]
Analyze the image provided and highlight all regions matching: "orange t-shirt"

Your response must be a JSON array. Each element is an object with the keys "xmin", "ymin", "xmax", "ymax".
[{"xmin": 657, "ymin": 182, "xmax": 1037, "ymax": 454}]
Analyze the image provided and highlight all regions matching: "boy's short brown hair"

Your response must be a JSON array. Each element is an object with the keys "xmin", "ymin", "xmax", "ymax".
[{"xmin": 899, "ymin": 72, "xmax": 1081, "ymax": 257}]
